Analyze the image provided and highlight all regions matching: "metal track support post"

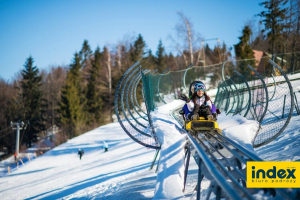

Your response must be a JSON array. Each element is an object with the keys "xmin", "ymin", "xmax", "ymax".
[
  {"xmin": 182, "ymin": 146, "xmax": 191, "ymax": 192},
  {"xmin": 196, "ymin": 158, "xmax": 203, "ymax": 200},
  {"xmin": 183, "ymin": 64, "xmax": 193, "ymax": 94},
  {"xmin": 282, "ymin": 95, "xmax": 286, "ymax": 118},
  {"xmin": 294, "ymin": 92, "xmax": 300, "ymax": 115},
  {"xmin": 150, "ymin": 148, "xmax": 160, "ymax": 170}
]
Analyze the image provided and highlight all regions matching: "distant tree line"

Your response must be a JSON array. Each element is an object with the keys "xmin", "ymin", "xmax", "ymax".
[
  {"xmin": 0, "ymin": 28, "xmax": 230, "ymax": 157},
  {"xmin": 236, "ymin": 0, "xmax": 300, "ymax": 74},
  {"xmin": 1, "ymin": 0, "xmax": 300, "ymax": 157}
]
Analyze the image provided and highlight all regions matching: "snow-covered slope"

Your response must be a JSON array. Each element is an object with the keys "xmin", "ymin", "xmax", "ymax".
[
  {"xmin": 0, "ymin": 99, "xmax": 299, "ymax": 199},
  {"xmin": 0, "ymin": 123, "xmax": 157, "ymax": 200}
]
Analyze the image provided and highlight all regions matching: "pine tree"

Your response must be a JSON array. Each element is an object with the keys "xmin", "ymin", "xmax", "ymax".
[
  {"xmin": 166, "ymin": 53, "xmax": 177, "ymax": 70},
  {"xmin": 20, "ymin": 56, "xmax": 46, "ymax": 147},
  {"xmin": 144, "ymin": 49, "xmax": 156, "ymax": 71},
  {"xmin": 0, "ymin": 79, "xmax": 19, "ymax": 154},
  {"xmin": 120, "ymin": 45, "xmax": 130, "ymax": 73},
  {"xmin": 101, "ymin": 46, "xmax": 113, "ymax": 123},
  {"xmin": 86, "ymin": 47, "xmax": 103, "ymax": 125},
  {"xmin": 79, "ymin": 40, "xmax": 93, "ymax": 67},
  {"xmin": 258, "ymin": 0, "xmax": 289, "ymax": 55},
  {"xmin": 155, "ymin": 40, "xmax": 166, "ymax": 73},
  {"xmin": 60, "ymin": 53, "xmax": 86, "ymax": 137},
  {"xmin": 79, "ymin": 40, "xmax": 93, "ymax": 89},
  {"xmin": 131, "ymin": 34, "xmax": 146, "ymax": 63},
  {"xmin": 235, "ymin": 25, "xmax": 255, "ymax": 74},
  {"xmin": 235, "ymin": 26, "xmax": 254, "ymax": 59}
]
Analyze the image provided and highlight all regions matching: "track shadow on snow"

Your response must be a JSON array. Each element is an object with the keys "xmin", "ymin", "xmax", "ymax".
[
  {"xmin": 7, "ymin": 167, "xmax": 54, "ymax": 177},
  {"xmin": 25, "ymin": 163, "xmax": 151, "ymax": 200}
]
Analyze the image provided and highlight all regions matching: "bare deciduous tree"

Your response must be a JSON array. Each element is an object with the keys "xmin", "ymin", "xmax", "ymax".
[{"xmin": 169, "ymin": 12, "xmax": 203, "ymax": 66}]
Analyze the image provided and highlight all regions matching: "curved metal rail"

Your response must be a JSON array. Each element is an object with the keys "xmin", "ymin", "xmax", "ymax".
[
  {"xmin": 252, "ymin": 60, "xmax": 295, "ymax": 147},
  {"xmin": 225, "ymin": 75, "xmax": 239, "ymax": 115},
  {"xmin": 129, "ymin": 71, "xmax": 148, "ymax": 121},
  {"xmin": 133, "ymin": 73, "xmax": 147, "ymax": 115},
  {"xmin": 114, "ymin": 61, "xmax": 160, "ymax": 149},
  {"xmin": 183, "ymin": 64, "xmax": 194, "ymax": 94},
  {"xmin": 233, "ymin": 69, "xmax": 251, "ymax": 118}
]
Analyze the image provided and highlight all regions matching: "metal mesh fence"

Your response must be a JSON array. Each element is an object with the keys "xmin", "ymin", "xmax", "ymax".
[
  {"xmin": 216, "ymin": 54, "xmax": 296, "ymax": 148},
  {"xmin": 114, "ymin": 61, "xmax": 160, "ymax": 149},
  {"xmin": 143, "ymin": 63, "xmax": 226, "ymax": 108},
  {"xmin": 253, "ymin": 59, "xmax": 294, "ymax": 147},
  {"xmin": 271, "ymin": 51, "xmax": 300, "ymax": 74},
  {"xmin": 116, "ymin": 52, "xmax": 299, "ymax": 149}
]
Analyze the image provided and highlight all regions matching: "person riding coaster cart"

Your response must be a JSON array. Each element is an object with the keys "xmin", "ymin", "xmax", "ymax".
[{"xmin": 179, "ymin": 81, "xmax": 222, "ymax": 134}]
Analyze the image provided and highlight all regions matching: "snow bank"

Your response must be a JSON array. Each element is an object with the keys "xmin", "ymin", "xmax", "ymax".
[
  {"xmin": 217, "ymin": 113, "xmax": 259, "ymax": 153},
  {"xmin": 151, "ymin": 100, "xmax": 187, "ymax": 199}
]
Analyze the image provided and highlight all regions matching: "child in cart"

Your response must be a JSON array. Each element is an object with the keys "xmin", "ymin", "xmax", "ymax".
[{"xmin": 180, "ymin": 82, "xmax": 220, "ymax": 121}]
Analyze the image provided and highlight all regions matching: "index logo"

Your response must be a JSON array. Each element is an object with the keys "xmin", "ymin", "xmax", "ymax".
[{"xmin": 247, "ymin": 161, "xmax": 300, "ymax": 188}]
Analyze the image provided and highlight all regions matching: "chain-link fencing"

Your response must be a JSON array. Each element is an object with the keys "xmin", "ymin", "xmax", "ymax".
[
  {"xmin": 115, "ymin": 53, "xmax": 300, "ymax": 149},
  {"xmin": 216, "ymin": 53, "xmax": 298, "ymax": 148},
  {"xmin": 114, "ymin": 61, "xmax": 160, "ymax": 149}
]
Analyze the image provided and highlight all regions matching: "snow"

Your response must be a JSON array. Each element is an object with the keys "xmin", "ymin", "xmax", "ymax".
[
  {"xmin": 152, "ymin": 100, "xmax": 186, "ymax": 199},
  {"xmin": 0, "ymin": 98, "xmax": 299, "ymax": 199},
  {"xmin": 217, "ymin": 114, "xmax": 259, "ymax": 153},
  {"xmin": 0, "ymin": 122, "xmax": 157, "ymax": 200},
  {"xmin": 256, "ymin": 114, "xmax": 300, "ymax": 161}
]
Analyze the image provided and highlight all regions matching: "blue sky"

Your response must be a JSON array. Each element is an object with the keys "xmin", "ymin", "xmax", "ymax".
[{"xmin": 0, "ymin": 0, "xmax": 264, "ymax": 81}]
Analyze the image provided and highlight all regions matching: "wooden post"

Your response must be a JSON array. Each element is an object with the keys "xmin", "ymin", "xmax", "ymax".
[{"xmin": 8, "ymin": 166, "xmax": 10, "ymax": 174}]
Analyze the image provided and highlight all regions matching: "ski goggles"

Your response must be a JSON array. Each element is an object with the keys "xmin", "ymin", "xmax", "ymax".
[{"xmin": 194, "ymin": 83, "xmax": 205, "ymax": 92}]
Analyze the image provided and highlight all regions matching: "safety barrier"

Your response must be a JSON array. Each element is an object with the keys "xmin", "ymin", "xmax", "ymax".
[
  {"xmin": 114, "ymin": 61, "xmax": 160, "ymax": 149},
  {"xmin": 216, "ymin": 56, "xmax": 295, "ymax": 148},
  {"xmin": 131, "ymin": 54, "xmax": 299, "ymax": 149}
]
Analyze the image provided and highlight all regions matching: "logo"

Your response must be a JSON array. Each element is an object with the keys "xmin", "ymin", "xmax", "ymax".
[{"xmin": 247, "ymin": 161, "xmax": 300, "ymax": 188}]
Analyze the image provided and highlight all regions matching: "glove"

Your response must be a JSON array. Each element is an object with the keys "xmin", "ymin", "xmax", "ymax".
[
  {"xmin": 200, "ymin": 104, "xmax": 206, "ymax": 109},
  {"xmin": 180, "ymin": 94, "xmax": 190, "ymax": 103},
  {"xmin": 206, "ymin": 105, "xmax": 211, "ymax": 110}
]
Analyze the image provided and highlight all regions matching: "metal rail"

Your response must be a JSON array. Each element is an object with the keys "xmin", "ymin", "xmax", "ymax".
[
  {"xmin": 233, "ymin": 69, "xmax": 251, "ymax": 118},
  {"xmin": 170, "ymin": 106, "xmax": 294, "ymax": 200},
  {"xmin": 120, "ymin": 67, "xmax": 150, "ymax": 135},
  {"xmin": 114, "ymin": 61, "xmax": 159, "ymax": 149},
  {"xmin": 183, "ymin": 64, "xmax": 193, "ymax": 94},
  {"xmin": 129, "ymin": 70, "xmax": 149, "ymax": 122},
  {"xmin": 133, "ymin": 73, "xmax": 147, "ymax": 115}
]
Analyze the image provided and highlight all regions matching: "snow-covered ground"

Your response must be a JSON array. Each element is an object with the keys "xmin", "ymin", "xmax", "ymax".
[
  {"xmin": 0, "ymin": 123, "xmax": 157, "ymax": 200},
  {"xmin": 256, "ymin": 114, "xmax": 300, "ymax": 161},
  {"xmin": 0, "ymin": 98, "xmax": 299, "ymax": 199}
]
